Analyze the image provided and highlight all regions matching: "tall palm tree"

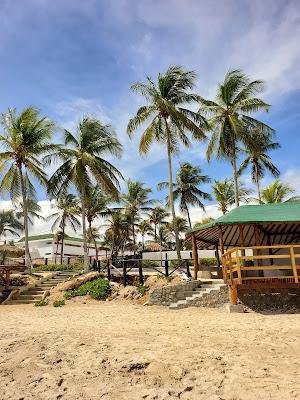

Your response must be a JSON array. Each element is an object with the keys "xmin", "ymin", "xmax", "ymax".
[
  {"xmin": 104, "ymin": 210, "xmax": 128, "ymax": 259},
  {"xmin": 121, "ymin": 180, "xmax": 154, "ymax": 253},
  {"xmin": 53, "ymin": 230, "xmax": 63, "ymax": 264},
  {"xmin": 239, "ymin": 130, "xmax": 280, "ymax": 203},
  {"xmin": 127, "ymin": 65, "xmax": 208, "ymax": 259},
  {"xmin": 85, "ymin": 186, "xmax": 112, "ymax": 260},
  {"xmin": 260, "ymin": 180, "xmax": 298, "ymax": 203},
  {"xmin": 138, "ymin": 220, "xmax": 153, "ymax": 250},
  {"xmin": 49, "ymin": 194, "xmax": 81, "ymax": 264},
  {"xmin": 199, "ymin": 69, "xmax": 274, "ymax": 207},
  {"xmin": 0, "ymin": 107, "xmax": 55, "ymax": 271},
  {"xmin": 15, "ymin": 199, "xmax": 45, "ymax": 225},
  {"xmin": 0, "ymin": 210, "xmax": 23, "ymax": 242},
  {"xmin": 212, "ymin": 179, "xmax": 252, "ymax": 214},
  {"xmin": 149, "ymin": 206, "xmax": 169, "ymax": 241},
  {"xmin": 86, "ymin": 226, "xmax": 101, "ymax": 257},
  {"xmin": 158, "ymin": 162, "xmax": 211, "ymax": 228},
  {"xmin": 46, "ymin": 117, "xmax": 123, "ymax": 271},
  {"xmin": 166, "ymin": 216, "xmax": 189, "ymax": 236}
]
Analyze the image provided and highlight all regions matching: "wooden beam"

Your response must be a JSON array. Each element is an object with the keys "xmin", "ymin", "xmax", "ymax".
[
  {"xmin": 192, "ymin": 234, "xmax": 199, "ymax": 280},
  {"xmin": 229, "ymin": 285, "xmax": 238, "ymax": 305},
  {"xmin": 290, "ymin": 247, "xmax": 299, "ymax": 283}
]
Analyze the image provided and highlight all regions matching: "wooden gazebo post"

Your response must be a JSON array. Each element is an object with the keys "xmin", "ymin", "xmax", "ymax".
[{"xmin": 191, "ymin": 234, "xmax": 199, "ymax": 280}]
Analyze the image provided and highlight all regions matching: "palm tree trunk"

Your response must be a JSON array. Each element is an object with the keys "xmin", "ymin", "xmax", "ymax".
[
  {"xmin": 80, "ymin": 189, "xmax": 89, "ymax": 272},
  {"xmin": 54, "ymin": 239, "xmax": 59, "ymax": 264},
  {"xmin": 60, "ymin": 220, "xmax": 65, "ymax": 265},
  {"xmin": 232, "ymin": 147, "xmax": 239, "ymax": 208},
  {"xmin": 164, "ymin": 117, "xmax": 181, "ymax": 260},
  {"xmin": 185, "ymin": 202, "xmax": 192, "ymax": 229},
  {"xmin": 142, "ymin": 233, "xmax": 145, "ymax": 250},
  {"xmin": 18, "ymin": 165, "xmax": 31, "ymax": 272},
  {"xmin": 255, "ymin": 171, "xmax": 262, "ymax": 204},
  {"xmin": 154, "ymin": 224, "xmax": 157, "ymax": 241},
  {"xmin": 132, "ymin": 219, "xmax": 136, "ymax": 256}
]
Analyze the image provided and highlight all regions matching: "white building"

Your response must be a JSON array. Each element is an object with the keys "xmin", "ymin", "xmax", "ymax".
[{"xmin": 17, "ymin": 234, "xmax": 100, "ymax": 260}]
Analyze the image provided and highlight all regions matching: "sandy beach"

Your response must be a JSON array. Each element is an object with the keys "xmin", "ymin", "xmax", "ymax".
[{"xmin": 1, "ymin": 302, "xmax": 300, "ymax": 400}]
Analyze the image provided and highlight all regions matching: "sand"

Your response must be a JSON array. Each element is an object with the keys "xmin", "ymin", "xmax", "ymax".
[{"xmin": 0, "ymin": 302, "xmax": 300, "ymax": 400}]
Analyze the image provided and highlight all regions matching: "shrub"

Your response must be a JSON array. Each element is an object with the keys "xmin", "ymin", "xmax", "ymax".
[
  {"xmin": 34, "ymin": 299, "xmax": 48, "ymax": 307},
  {"xmin": 53, "ymin": 299, "xmax": 65, "ymax": 307},
  {"xmin": 32, "ymin": 264, "xmax": 83, "ymax": 273},
  {"xmin": 142, "ymin": 260, "xmax": 160, "ymax": 269},
  {"xmin": 64, "ymin": 278, "xmax": 111, "ymax": 300},
  {"xmin": 137, "ymin": 284, "xmax": 148, "ymax": 296}
]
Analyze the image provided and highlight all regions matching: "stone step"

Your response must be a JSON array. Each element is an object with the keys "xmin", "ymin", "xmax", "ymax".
[
  {"xmin": 6, "ymin": 299, "xmax": 38, "ymax": 304},
  {"xmin": 18, "ymin": 294, "xmax": 43, "ymax": 300},
  {"xmin": 26, "ymin": 289, "xmax": 45, "ymax": 294}
]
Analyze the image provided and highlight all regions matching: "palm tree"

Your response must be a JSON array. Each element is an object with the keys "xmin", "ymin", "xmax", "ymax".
[
  {"xmin": 199, "ymin": 69, "xmax": 274, "ymax": 207},
  {"xmin": 127, "ymin": 65, "xmax": 207, "ymax": 259},
  {"xmin": 53, "ymin": 230, "xmax": 63, "ymax": 264},
  {"xmin": 212, "ymin": 179, "xmax": 252, "ymax": 214},
  {"xmin": 49, "ymin": 194, "xmax": 81, "ymax": 264},
  {"xmin": 15, "ymin": 199, "xmax": 45, "ymax": 225},
  {"xmin": 149, "ymin": 206, "xmax": 169, "ymax": 241},
  {"xmin": 0, "ymin": 107, "xmax": 55, "ymax": 271},
  {"xmin": 158, "ymin": 162, "xmax": 211, "ymax": 228},
  {"xmin": 86, "ymin": 226, "xmax": 101, "ymax": 257},
  {"xmin": 85, "ymin": 186, "xmax": 112, "ymax": 260},
  {"xmin": 260, "ymin": 180, "xmax": 298, "ymax": 203},
  {"xmin": 46, "ymin": 117, "xmax": 123, "ymax": 271},
  {"xmin": 193, "ymin": 217, "xmax": 215, "ymax": 228},
  {"xmin": 239, "ymin": 130, "xmax": 280, "ymax": 203},
  {"xmin": 121, "ymin": 180, "xmax": 154, "ymax": 253},
  {"xmin": 167, "ymin": 216, "xmax": 189, "ymax": 236},
  {"xmin": 0, "ymin": 210, "xmax": 23, "ymax": 243},
  {"xmin": 104, "ymin": 210, "xmax": 128, "ymax": 259},
  {"xmin": 138, "ymin": 220, "xmax": 153, "ymax": 250}
]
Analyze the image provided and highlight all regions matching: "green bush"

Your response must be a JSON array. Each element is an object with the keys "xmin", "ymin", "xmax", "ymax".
[
  {"xmin": 141, "ymin": 260, "xmax": 160, "ymax": 269},
  {"xmin": 64, "ymin": 278, "xmax": 111, "ymax": 300},
  {"xmin": 137, "ymin": 284, "xmax": 148, "ymax": 296},
  {"xmin": 53, "ymin": 299, "xmax": 65, "ymax": 307},
  {"xmin": 34, "ymin": 299, "xmax": 48, "ymax": 307},
  {"xmin": 32, "ymin": 263, "xmax": 83, "ymax": 272}
]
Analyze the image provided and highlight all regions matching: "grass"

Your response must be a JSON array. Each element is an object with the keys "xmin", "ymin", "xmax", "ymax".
[
  {"xmin": 64, "ymin": 278, "xmax": 111, "ymax": 300},
  {"xmin": 34, "ymin": 299, "xmax": 48, "ymax": 307},
  {"xmin": 53, "ymin": 299, "xmax": 65, "ymax": 307}
]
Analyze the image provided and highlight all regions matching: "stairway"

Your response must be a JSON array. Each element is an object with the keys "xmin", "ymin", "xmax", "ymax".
[
  {"xmin": 5, "ymin": 271, "xmax": 76, "ymax": 305},
  {"xmin": 169, "ymin": 280, "xmax": 226, "ymax": 310}
]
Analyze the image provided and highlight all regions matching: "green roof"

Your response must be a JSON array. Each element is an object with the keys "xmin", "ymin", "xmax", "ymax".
[
  {"xmin": 188, "ymin": 202, "xmax": 300, "ymax": 235},
  {"xmin": 18, "ymin": 233, "xmax": 100, "ymax": 244}
]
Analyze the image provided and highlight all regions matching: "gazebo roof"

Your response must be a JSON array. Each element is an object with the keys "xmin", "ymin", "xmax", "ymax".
[{"xmin": 186, "ymin": 203, "xmax": 300, "ymax": 249}]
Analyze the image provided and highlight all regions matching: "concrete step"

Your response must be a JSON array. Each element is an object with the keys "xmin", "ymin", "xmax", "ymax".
[
  {"xmin": 6, "ymin": 299, "xmax": 38, "ymax": 304},
  {"xmin": 18, "ymin": 294, "xmax": 43, "ymax": 300},
  {"xmin": 26, "ymin": 289, "xmax": 45, "ymax": 294}
]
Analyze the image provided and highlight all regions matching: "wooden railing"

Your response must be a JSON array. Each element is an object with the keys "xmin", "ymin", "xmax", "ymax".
[{"xmin": 221, "ymin": 245, "xmax": 300, "ymax": 285}]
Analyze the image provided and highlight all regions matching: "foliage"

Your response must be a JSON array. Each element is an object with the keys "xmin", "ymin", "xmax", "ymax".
[
  {"xmin": 34, "ymin": 299, "xmax": 48, "ymax": 306},
  {"xmin": 0, "ymin": 210, "xmax": 23, "ymax": 238},
  {"xmin": 212, "ymin": 179, "xmax": 252, "ymax": 214},
  {"xmin": 158, "ymin": 162, "xmax": 211, "ymax": 227},
  {"xmin": 148, "ymin": 206, "xmax": 169, "ymax": 241},
  {"xmin": 141, "ymin": 260, "xmax": 160, "ymax": 269},
  {"xmin": 64, "ymin": 278, "xmax": 111, "ymax": 300},
  {"xmin": 137, "ymin": 284, "xmax": 148, "ymax": 296},
  {"xmin": 32, "ymin": 264, "xmax": 83, "ymax": 272},
  {"xmin": 193, "ymin": 217, "xmax": 215, "ymax": 228},
  {"xmin": 53, "ymin": 299, "xmax": 65, "ymax": 307},
  {"xmin": 260, "ymin": 180, "xmax": 298, "ymax": 204}
]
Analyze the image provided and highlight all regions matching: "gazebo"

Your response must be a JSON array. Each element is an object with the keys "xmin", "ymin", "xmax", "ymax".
[
  {"xmin": 186, "ymin": 202, "xmax": 300, "ymax": 305},
  {"xmin": 0, "ymin": 245, "xmax": 26, "ymax": 288}
]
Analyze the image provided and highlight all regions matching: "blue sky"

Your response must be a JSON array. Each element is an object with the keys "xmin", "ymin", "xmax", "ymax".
[{"xmin": 0, "ymin": 0, "xmax": 300, "ymax": 225}]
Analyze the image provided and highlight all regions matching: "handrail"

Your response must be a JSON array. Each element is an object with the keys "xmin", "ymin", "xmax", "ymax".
[{"xmin": 221, "ymin": 244, "xmax": 300, "ymax": 285}]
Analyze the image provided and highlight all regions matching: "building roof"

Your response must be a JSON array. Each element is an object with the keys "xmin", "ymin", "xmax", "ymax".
[
  {"xmin": 187, "ymin": 203, "xmax": 300, "ymax": 249},
  {"xmin": 18, "ymin": 233, "xmax": 100, "ymax": 244}
]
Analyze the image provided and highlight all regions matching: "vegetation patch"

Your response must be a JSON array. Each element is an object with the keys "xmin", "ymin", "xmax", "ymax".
[
  {"xmin": 34, "ymin": 299, "xmax": 48, "ymax": 307},
  {"xmin": 32, "ymin": 264, "xmax": 83, "ymax": 272},
  {"xmin": 64, "ymin": 278, "xmax": 111, "ymax": 300},
  {"xmin": 53, "ymin": 299, "xmax": 65, "ymax": 307},
  {"xmin": 137, "ymin": 284, "xmax": 148, "ymax": 296}
]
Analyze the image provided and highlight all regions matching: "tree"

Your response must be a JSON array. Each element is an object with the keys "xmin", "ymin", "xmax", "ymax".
[
  {"xmin": 53, "ymin": 230, "xmax": 63, "ymax": 264},
  {"xmin": 212, "ymin": 179, "xmax": 252, "ymax": 214},
  {"xmin": 15, "ymin": 199, "xmax": 45, "ymax": 225},
  {"xmin": 138, "ymin": 220, "xmax": 153, "ymax": 250},
  {"xmin": 0, "ymin": 107, "xmax": 55, "ymax": 271},
  {"xmin": 167, "ymin": 216, "xmax": 189, "ymax": 236},
  {"xmin": 158, "ymin": 162, "xmax": 211, "ymax": 228},
  {"xmin": 121, "ymin": 180, "xmax": 153, "ymax": 253},
  {"xmin": 193, "ymin": 217, "xmax": 215, "ymax": 228},
  {"xmin": 260, "ymin": 180, "xmax": 298, "ymax": 203},
  {"xmin": 86, "ymin": 226, "xmax": 101, "ymax": 256},
  {"xmin": 149, "ymin": 206, "xmax": 169, "ymax": 241},
  {"xmin": 199, "ymin": 69, "xmax": 274, "ymax": 207},
  {"xmin": 0, "ymin": 210, "xmax": 23, "ymax": 242},
  {"xmin": 127, "ymin": 65, "xmax": 207, "ymax": 259},
  {"xmin": 85, "ymin": 186, "xmax": 112, "ymax": 261},
  {"xmin": 46, "ymin": 117, "xmax": 123, "ymax": 272},
  {"xmin": 239, "ymin": 130, "xmax": 280, "ymax": 203},
  {"xmin": 49, "ymin": 194, "xmax": 81, "ymax": 264},
  {"xmin": 104, "ymin": 210, "xmax": 128, "ymax": 259}
]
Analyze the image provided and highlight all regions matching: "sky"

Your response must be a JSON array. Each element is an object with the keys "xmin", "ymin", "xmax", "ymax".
[{"xmin": 0, "ymin": 0, "xmax": 300, "ymax": 236}]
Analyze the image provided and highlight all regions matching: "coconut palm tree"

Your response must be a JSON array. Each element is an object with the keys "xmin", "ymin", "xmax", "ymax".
[
  {"xmin": 199, "ymin": 69, "xmax": 274, "ymax": 207},
  {"xmin": 239, "ymin": 130, "xmax": 280, "ymax": 203},
  {"xmin": 127, "ymin": 65, "xmax": 208, "ymax": 259},
  {"xmin": 149, "ymin": 206, "xmax": 169, "ymax": 241},
  {"xmin": 138, "ymin": 220, "xmax": 153, "ymax": 250},
  {"xmin": 0, "ymin": 107, "xmax": 56, "ymax": 271},
  {"xmin": 48, "ymin": 194, "xmax": 81, "ymax": 264},
  {"xmin": 121, "ymin": 180, "xmax": 154, "ymax": 253},
  {"xmin": 166, "ymin": 216, "xmax": 189, "ymax": 236},
  {"xmin": 86, "ymin": 226, "xmax": 101, "ymax": 257},
  {"xmin": 46, "ymin": 117, "xmax": 123, "ymax": 271},
  {"xmin": 212, "ymin": 179, "xmax": 252, "ymax": 214},
  {"xmin": 14, "ymin": 199, "xmax": 45, "ymax": 225},
  {"xmin": 85, "ymin": 186, "xmax": 112, "ymax": 260},
  {"xmin": 0, "ymin": 210, "xmax": 23, "ymax": 243},
  {"xmin": 158, "ymin": 162, "xmax": 211, "ymax": 228},
  {"xmin": 53, "ymin": 230, "xmax": 63, "ymax": 264},
  {"xmin": 193, "ymin": 217, "xmax": 215, "ymax": 228},
  {"xmin": 104, "ymin": 210, "xmax": 128, "ymax": 259},
  {"xmin": 260, "ymin": 180, "xmax": 299, "ymax": 203}
]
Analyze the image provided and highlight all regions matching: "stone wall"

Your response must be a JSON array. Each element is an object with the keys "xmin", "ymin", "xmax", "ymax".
[
  {"xmin": 149, "ymin": 280, "xmax": 201, "ymax": 306},
  {"xmin": 187, "ymin": 286, "xmax": 228, "ymax": 308},
  {"xmin": 239, "ymin": 288, "xmax": 300, "ymax": 311}
]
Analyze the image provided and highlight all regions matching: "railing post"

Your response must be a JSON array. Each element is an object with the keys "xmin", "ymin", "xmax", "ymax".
[
  {"xmin": 228, "ymin": 253, "xmax": 233, "ymax": 284},
  {"xmin": 123, "ymin": 260, "xmax": 127, "ymax": 286},
  {"xmin": 236, "ymin": 249, "xmax": 242, "ymax": 284},
  {"xmin": 186, "ymin": 261, "xmax": 191, "ymax": 278},
  {"xmin": 138, "ymin": 260, "xmax": 144, "ymax": 285},
  {"xmin": 107, "ymin": 259, "xmax": 111, "ymax": 280},
  {"xmin": 290, "ymin": 247, "xmax": 299, "ymax": 283}
]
